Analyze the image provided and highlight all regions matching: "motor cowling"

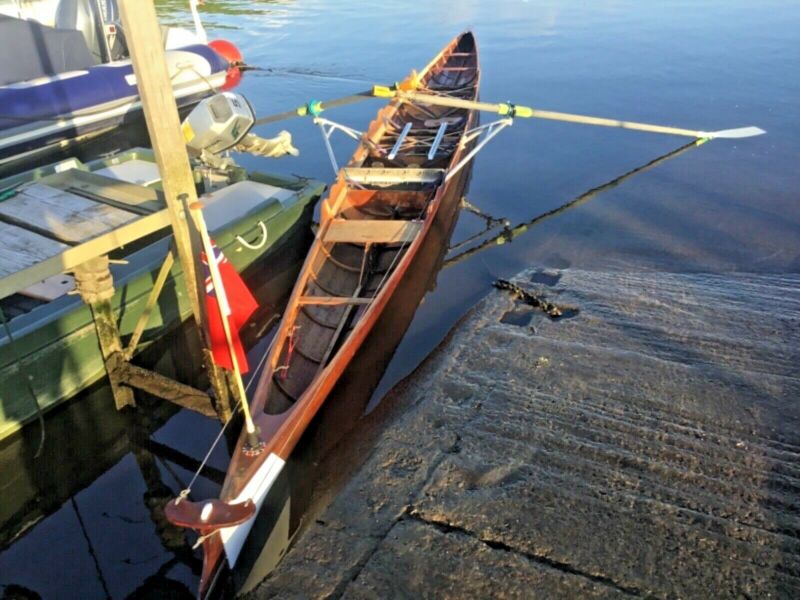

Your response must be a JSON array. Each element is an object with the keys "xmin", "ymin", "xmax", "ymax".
[{"xmin": 182, "ymin": 92, "xmax": 254, "ymax": 155}]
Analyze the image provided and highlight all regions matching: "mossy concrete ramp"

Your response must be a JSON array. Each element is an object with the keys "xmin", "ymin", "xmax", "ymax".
[{"xmin": 249, "ymin": 270, "xmax": 800, "ymax": 599}]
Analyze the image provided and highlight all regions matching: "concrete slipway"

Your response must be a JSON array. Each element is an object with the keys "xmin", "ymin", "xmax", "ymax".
[{"xmin": 249, "ymin": 269, "xmax": 800, "ymax": 599}]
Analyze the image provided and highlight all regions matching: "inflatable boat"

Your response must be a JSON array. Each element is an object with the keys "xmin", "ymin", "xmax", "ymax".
[{"xmin": 0, "ymin": 0, "xmax": 243, "ymax": 169}]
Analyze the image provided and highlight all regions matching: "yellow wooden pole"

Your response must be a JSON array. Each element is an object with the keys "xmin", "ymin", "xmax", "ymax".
[
  {"xmin": 189, "ymin": 202, "xmax": 262, "ymax": 451},
  {"xmin": 118, "ymin": 0, "xmax": 205, "ymax": 320},
  {"xmin": 117, "ymin": 0, "xmax": 234, "ymax": 419}
]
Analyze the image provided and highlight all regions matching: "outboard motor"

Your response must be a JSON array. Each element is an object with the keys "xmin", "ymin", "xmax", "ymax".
[
  {"xmin": 181, "ymin": 92, "xmax": 298, "ymax": 186},
  {"xmin": 183, "ymin": 92, "xmax": 256, "ymax": 156}
]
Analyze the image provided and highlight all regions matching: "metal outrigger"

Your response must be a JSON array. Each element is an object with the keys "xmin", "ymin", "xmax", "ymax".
[{"xmin": 312, "ymin": 113, "xmax": 514, "ymax": 184}]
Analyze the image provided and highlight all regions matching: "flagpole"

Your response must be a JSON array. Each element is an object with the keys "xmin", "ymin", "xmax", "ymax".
[{"xmin": 189, "ymin": 202, "xmax": 263, "ymax": 454}]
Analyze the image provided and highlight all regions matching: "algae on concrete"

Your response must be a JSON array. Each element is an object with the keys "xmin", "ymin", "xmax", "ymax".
[{"xmin": 249, "ymin": 269, "xmax": 800, "ymax": 599}]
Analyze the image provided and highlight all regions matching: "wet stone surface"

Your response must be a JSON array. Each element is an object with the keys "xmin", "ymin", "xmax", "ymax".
[{"xmin": 248, "ymin": 269, "xmax": 800, "ymax": 600}]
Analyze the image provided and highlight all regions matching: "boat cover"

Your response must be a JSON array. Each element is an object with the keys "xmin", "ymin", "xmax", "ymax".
[{"xmin": 0, "ymin": 15, "xmax": 95, "ymax": 87}]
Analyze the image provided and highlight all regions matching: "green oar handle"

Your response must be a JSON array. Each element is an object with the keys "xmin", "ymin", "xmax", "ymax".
[{"xmin": 254, "ymin": 90, "xmax": 375, "ymax": 126}]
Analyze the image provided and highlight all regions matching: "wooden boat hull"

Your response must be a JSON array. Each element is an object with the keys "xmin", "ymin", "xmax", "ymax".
[
  {"xmin": 229, "ymin": 109, "xmax": 480, "ymax": 597},
  {"xmin": 171, "ymin": 32, "xmax": 481, "ymax": 598},
  {"xmin": 0, "ymin": 150, "xmax": 324, "ymax": 441}
]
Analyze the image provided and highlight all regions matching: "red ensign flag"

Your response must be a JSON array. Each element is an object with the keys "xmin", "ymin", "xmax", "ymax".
[{"xmin": 201, "ymin": 240, "xmax": 258, "ymax": 373}]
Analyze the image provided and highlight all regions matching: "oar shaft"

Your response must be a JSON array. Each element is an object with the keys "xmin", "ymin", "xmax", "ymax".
[
  {"xmin": 378, "ymin": 87, "xmax": 706, "ymax": 139},
  {"xmin": 527, "ymin": 109, "xmax": 702, "ymax": 137},
  {"xmin": 254, "ymin": 108, "xmax": 302, "ymax": 127},
  {"xmin": 314, "ymin": 90, "xmax": 375, "ymax": 112},
  {"xmin": 374, "ymin": 85, "xmax": 507, "ymax": 115},
  {"xmin": 252, "ymin": 84, "xmax": 760, "ymax": 141},
  {"xmin": 443, "ymin": 139, "xmax": 704, "ymax": 269}
]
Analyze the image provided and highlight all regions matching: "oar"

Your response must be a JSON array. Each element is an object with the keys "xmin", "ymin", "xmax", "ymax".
[
  {"xmin": 253, "ymin": 84, "xmax": 764, "ymax": 141},
  {"xmin": 372, "ymin": 86, "xmax": 766, "ymax": 140}
]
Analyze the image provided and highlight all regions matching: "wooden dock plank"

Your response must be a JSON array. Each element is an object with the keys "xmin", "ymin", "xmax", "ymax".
[
  {"xmin": 0, "ymin": 184, "xmax": 139, "ymax": 244},
  {"xmin": 298, "ymin": 296, "xmax": 372, "ymax": 306},
  {"xmin": 44, "ymin": 169, "xmax": 164, "ymax": 214},
  {"xmin": 0, "ymin": 208, "xmax": 170, "ymax": 301},
  {"xmin": 0, "ymin": 221, "xmax": 67, "ymax": 278},
  {"xmin": 20, "ymin": 274, "xmax": 75, "ymax": 301}
]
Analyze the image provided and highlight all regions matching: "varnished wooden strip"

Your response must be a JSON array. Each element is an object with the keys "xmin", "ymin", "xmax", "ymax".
[
  {"xmin": 343, "ymin": 167, "xmax": 444, "ymax": 185},
  {"xmin": 271, "ymin": 374, "xmax": 298, "ymax": 403},
  {"xmin": 298, "ymin": 296, "xmax": 372, "ymax": 306},
  {"xmin": 299, "ymin": 305, "xmax": 343, "ymax": 330},
  {"xmin": 320, "ymin": 242, "xmax": 365, "ymax": 272}
]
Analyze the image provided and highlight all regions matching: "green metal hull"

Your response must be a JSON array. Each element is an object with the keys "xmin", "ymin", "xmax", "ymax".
[
  {"xmin": 0, "ymin": 218, "xmax": 314, "ymax": 550},
  {"xmin": 0, "ymin": 156, "xmax": 323, "ymax": 441}
]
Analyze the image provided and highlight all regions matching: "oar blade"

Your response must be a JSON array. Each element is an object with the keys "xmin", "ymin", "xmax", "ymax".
[{"xmin": 703, "ymin": 126, "xmax": 766, "ymax": 139}]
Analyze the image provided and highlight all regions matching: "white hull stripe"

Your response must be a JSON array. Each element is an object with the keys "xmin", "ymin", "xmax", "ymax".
[{"xmin": 219, "ymin": 452, "xmax": 286, "ymax": 567}]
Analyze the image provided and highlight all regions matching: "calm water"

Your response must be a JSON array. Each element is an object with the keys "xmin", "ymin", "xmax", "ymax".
[{"xmin": 2, "ymin": 1, "xmax": 799, "ymax": 597}]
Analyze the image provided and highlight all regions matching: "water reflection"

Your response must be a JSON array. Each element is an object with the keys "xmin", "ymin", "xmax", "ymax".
[
  {"xmin": 0, "ymin": 350, "xmax": 201, "ymax": 598},
  {"xmin": 154, "ymin": 0, "xmax": 295, "ymax": 30},
  {"xmin": 0, "ymin": 223, "xmax": 313, "ymax": 598},
  {"xmin": 444, "ymin": 139, "xmax": 703, "ymax": 269}
]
